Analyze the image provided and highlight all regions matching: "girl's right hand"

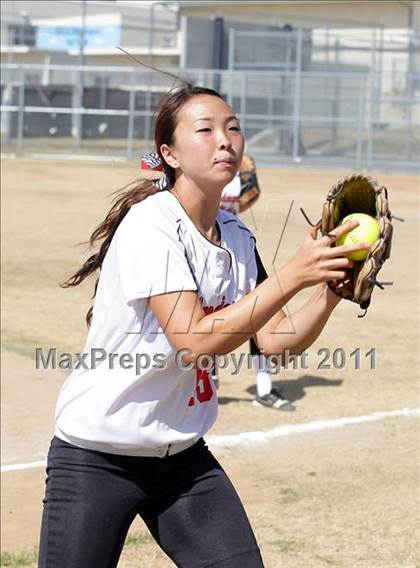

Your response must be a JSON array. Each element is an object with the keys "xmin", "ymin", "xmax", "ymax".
[{"xmin": 288, "ymin": 220, "xmax": 371, "ymax": 289}]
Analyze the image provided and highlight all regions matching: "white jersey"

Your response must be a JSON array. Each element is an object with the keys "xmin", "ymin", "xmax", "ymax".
[{"xmin": 55, "ymin": 190, "xmax": 258, "ymax": 455}]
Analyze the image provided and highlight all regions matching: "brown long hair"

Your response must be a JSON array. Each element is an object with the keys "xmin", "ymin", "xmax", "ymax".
[{"xmin": 62, "ymin": 84, "xmax": 224, "ymax": 325}]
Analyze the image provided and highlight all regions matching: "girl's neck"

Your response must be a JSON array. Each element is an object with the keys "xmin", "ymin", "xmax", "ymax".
[{"xmin": 171, "ymin": 178, "xmax": 222, "ymax": 245}]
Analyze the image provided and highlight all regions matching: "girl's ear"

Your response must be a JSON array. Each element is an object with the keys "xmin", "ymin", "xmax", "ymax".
[{"xmin": 160, "ymin": 144, "xmax": 179, "ymax": 169}]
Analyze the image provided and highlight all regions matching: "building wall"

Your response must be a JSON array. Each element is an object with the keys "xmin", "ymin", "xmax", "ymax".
[
  {"xmin": 1, "ymin": 0, "xmax": 179, "ymax": 67},
  {"xmin": 179, "ymin": 1, "xmax": 417, "ymax": 31}
]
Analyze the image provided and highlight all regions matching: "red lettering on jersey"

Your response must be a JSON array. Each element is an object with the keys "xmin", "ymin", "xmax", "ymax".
[
  {"xmin": 188, "ymin": 296, "xmax": 231, "ymax": 407},
  {"xmin": 189, "ymin": 369, "xmax": 213, "ymax": 407},
  {"xmin": 202, "ymin": 295, "xmax": 229, "ymax": 315}
]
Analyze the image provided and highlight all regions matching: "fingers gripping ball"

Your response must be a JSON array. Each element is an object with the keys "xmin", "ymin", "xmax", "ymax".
[{"xmin": 336, "ymin": 213, "xmax": 379, "ymax": 261}]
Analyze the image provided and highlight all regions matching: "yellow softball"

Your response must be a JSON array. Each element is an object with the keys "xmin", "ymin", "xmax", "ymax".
[{"xmin": 336, "ymin": 213, "xmax": 380, "ymax": 261}]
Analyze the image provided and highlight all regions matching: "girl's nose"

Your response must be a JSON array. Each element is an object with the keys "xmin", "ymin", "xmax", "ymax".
[{"xmin": 217, "ymin": 134, "xmax": 231, "ymax": 150}]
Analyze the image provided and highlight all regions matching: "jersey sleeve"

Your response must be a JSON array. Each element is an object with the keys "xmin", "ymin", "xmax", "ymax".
[{"xmin": 116, "ymin": 207, "xmax": 197, "ymax": 304}]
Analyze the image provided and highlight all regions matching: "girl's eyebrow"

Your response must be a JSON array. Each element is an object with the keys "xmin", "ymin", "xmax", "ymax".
[{"xmin": 193, "ymin": 115, "xmax": 239, "ymax": 123}]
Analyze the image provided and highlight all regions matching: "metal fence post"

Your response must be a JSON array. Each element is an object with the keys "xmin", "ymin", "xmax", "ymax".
[
  {"xmin": 366, "ymin": 72, "xmax": 374, "ymax": 170},
  {"xmin": 227, "ymin": 28, "xmax": 235, "ymax": 107},
  {"xmin": 127, "ymin": 70, "xmax": 136, "ymax": 160},
  {"xmin": 292, "ymin": 28, "xmax": 303, "ymax": 162},
  {"xmin": 331, "ymin": 40, "xmax": 340, "ymax": 154},
  {"xmin": 16, "ymin": 66, "xmax": 25, "ymax": 155},
  {"xmin": 1, "ymin": 66, "xmax": 14, "ymax": 147},
  {"xmin": 72, "ymin": 67, "xmax": 84, "ymax": 148},
  {"xmin": 404, "ymin": 76, "xmax": 413, "ymax": 161},
  {"xmin": 228, "ymin": 27, "xmax": 234, "ymax": 70},
  {"xmin": 267, "ymin": 87, "xmax": 274, "ymax": 131},
  {"xmin": 145, "ymin": 0, "xmax": 156, "ymax": 144},
  {"xmin": 144, "ymin": 71, "xmax": 152, "ymax": 145},
  {"xmin": 240, "ymin": 72, "xmax": 246, "ymax": 133},
  {"xmin": 367, "ymin": 28, "xmax": 380, "ymax": 168},
  {"xmin": 355, "ymin": 76, "xmax": 366, "ymax": 170}
]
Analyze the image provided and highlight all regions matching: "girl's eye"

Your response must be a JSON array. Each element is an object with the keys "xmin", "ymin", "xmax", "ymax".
[
  {"xmin": 229, "ymin": 126, "xmax": 241, "ymax": 131},
  {"xmin": 197, "ymin": 128, "xmax": 211, "ymax": 133}
]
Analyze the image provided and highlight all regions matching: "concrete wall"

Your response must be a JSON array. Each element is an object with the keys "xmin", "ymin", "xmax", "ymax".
[
  {"xmin": 181, "ymin": 17, "xmax": 214, "ymax": 68},
  {"xmin": 179, "ymin": 1, "xmax": 417, "ymax": 30},
  {"xmin": 181, "ymin": 16, "xmax": 288, "ymax": 69}
]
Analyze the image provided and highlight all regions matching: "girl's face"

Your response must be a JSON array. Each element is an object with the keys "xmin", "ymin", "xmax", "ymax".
[{"xmin": 161, "ymin": 94, "xmax": 245, "ymax": 188}]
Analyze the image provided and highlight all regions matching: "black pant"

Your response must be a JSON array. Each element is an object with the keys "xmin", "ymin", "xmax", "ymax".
[
  {"xmin": 39, "ymin": 437, "xmax": 264, "ymax": 568},
  {"xmin": 249, "ymin": 337, "xmax": 261, "ymax": 356}
]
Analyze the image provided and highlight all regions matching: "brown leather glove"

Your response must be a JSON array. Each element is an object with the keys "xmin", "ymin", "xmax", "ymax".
[
  {"xmin": 237, "ymin": 154, "xmax": 261, "ymax": 213},
  {"xmin": 321, "ymin": 174, "xmax": 393, "ymax": 314}
]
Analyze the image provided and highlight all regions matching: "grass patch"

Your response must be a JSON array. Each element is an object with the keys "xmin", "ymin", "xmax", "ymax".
[
  {"xmin": 0, "ymin": 549, "xmax": 38, "ymax": 567},
  {"xmin": 0, "ymin": 533, "xmax": 154, "ymax": 568},
  {"xmin": 1, "ymin": 336, "xmax": 79, "ymax": 368},
  {"xmin": 124, "ymin": 532, "xmax": 154, "ymax": 548},
  {"xmin": 1, "ymin": 335, "xmax": 39, "ymax": 360},
  {"xmin": 265, "ymin": 476, "xmax": 302, "ymax": 504},
  {"xmin": 278, "ymin": 486, "xmax": 301, "ymax": 504},
  {"xmin": 0, "ymin": 534, "xmax": 152, "ymax": 567}
]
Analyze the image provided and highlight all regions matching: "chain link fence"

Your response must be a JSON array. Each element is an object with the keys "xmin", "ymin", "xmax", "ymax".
[{"xmin": 1, "ymin": 62, "xmax": 419, "ymax": 171}]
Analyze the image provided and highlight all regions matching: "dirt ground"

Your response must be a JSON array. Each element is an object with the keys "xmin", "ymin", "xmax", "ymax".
[{"xmin": 1, "ymin": 159, "xmax": 419, "ymax": 567}]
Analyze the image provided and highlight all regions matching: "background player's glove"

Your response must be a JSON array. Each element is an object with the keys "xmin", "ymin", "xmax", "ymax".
[
  {"xmin": 237, "ymin": 154, "xmax": 261, "ymax": 213},
  {"xmin": 320, "ymin": 174, "xmax": 394, "ymax": 314}
]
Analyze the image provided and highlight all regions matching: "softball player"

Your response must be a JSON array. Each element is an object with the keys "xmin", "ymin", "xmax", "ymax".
[{"xmin": 39, "ymin": 84, "xmax": 367, "ymax": 568}]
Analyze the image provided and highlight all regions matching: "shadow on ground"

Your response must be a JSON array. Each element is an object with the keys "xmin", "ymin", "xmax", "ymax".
[{"xmin": 217, "ymin": 375, "xmax": 343, "ymax": 406}]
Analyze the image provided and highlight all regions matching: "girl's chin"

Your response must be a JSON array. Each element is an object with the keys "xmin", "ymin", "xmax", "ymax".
[
  {"xmin": 183, "ymin": 170, "xmax": 236, "ymax": 188},
  {"xmin": 214, "ymin": 165, "xmax": 237, "ymax": 178},
  {"xmin": 214, "ymin": 172, "xmax": 236, "ymax": 185}
]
